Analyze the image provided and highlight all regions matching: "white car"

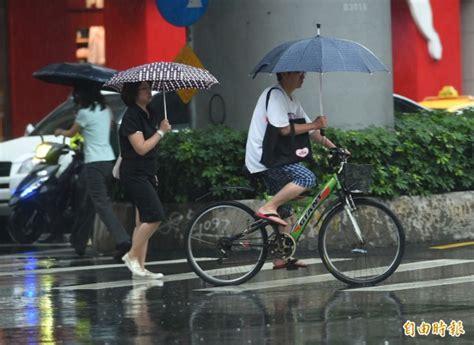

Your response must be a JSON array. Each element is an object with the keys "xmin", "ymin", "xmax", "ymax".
[{"xmin": 0, "ymin": 90, "xmax": 189, "ymax": 216}]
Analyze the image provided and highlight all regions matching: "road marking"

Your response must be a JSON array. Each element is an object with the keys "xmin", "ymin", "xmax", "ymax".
[
  {"xmin": 430, "ymin": 241, "xmax": 474, "ymax": 250},
  {"xmin": 0, "ymin": 258, "xmax": 208, "ymax": 277},
  {"xmin": 345, "ymin": 275, "xmax": 474, "ymax": 292},
  {"xmin": 52, "ymin": 258, "xmax": 332, "ymax": 291},
  {"xmin": 195, "ymin": 259, "xmax": 474, "ymax": 292}
]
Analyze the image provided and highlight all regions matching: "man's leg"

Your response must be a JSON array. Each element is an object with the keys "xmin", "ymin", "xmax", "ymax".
[{"xmin": 258, "ymin": 182, "xmax": 307, "ymax": 217}]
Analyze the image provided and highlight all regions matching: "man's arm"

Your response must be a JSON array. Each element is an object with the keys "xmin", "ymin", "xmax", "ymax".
[
  {"xmin": 279, "ymin": 115, "xmax": 328, "ymax": 136},
  {"xmin": 310, "ymin": 129, "xmax": 337, "ymax": 149}
]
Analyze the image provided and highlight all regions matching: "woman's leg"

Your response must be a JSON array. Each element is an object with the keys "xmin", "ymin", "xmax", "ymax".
[{"xmin": 128, "ymin": 207, "xmax": 160, "ymax": 269}]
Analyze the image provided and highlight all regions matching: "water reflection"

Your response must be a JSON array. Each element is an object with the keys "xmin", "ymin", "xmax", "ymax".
[
  {"xmin": 122, "ymin": 280, "xmax": 164, "ymax": 344},
  {"xmin": 187, "ymin": 288, "xmax": 404, "ymax": 345},
  {"xmin": 189, "ymin": 291, "xmax": 270, "ymax": 345},
  {"xmin": 322, "ymin": 291, "xmax": 404, "ymax": 344}
]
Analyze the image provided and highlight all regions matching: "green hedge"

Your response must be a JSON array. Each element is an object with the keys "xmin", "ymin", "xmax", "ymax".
[{"xmin": 153, "ymin": 111, "xmax": 473, "ymax": 203}]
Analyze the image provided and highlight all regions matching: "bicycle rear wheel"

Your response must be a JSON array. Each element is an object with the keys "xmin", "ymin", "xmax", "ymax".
[
  {"xmin": 318, "ymin": 197, "xmax": 405, "ymax": 286},
  {"xmin": 185, "ymin": 201, "xmax": 268, "ymax": 286}
]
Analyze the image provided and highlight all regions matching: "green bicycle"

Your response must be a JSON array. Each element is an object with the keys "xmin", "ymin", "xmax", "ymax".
[{"xmin": 185, "ymin": 148, "xmax": 405, "ymax": 286}]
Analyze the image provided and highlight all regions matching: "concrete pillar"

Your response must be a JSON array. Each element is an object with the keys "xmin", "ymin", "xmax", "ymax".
[{"xmin": 189, "ymin": 0, "xmax": 393, "ymax": 130}]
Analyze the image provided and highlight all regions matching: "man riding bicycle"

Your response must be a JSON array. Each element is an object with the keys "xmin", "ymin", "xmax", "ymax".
[{"xmin": 245, "ymin": 71, "xmax": 337, "ymax": 269}]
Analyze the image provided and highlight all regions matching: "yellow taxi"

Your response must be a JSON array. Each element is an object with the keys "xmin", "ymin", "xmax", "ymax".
[{"xmin": 419, "ymin": 86, "xmax": 474, "ymax": 112}]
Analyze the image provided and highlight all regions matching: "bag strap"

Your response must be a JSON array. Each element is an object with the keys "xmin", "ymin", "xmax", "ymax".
[
  {"xmin": 265, "ymin": 87, "xmax": 281, "ymax": 111},
  {"xmin": 266, "ymin": 87, "xmax": 297, "ymax": 143}
]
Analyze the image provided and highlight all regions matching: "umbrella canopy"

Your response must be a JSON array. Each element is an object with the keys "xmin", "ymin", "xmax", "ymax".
[
  {"xmin": 104, "ymin": 62, "xmax": 218, "ymax": 92},
  {"xmin": 33, "ymin": 63, "xmax": 117, "ymax": 86},
  {"xmin": 251, "ymin": 28, "xmax": 388, "ymax": 124},
  {"xmin": 104, "ymin": 62, "xmax": 219, "ymax": 120},
  {"xmin": 251, "ymin": 35, "xmax": 388, "ymax": 77}
]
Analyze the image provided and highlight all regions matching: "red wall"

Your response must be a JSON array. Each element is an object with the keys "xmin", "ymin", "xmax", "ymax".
[
  {"xmin": 391, "ymin": 0, "xmax": 462, "ymax": 101},
  {"xmin": 104, "ymin": 0, "xmax": 148, "ymax": 70},
  {"xmin": 7, "ymin": 0, "xmax": 185, "ymax": 138},
  {"xmin": 105, "ymin": 0, "xmax": 185, "ymax": 69},
  {"xmin": 8, "ymin": 0, "xmax": 73, "ymax": 137},
  {"xmin": 145, "ymin": 0, "xmax": 186, "ymax": 62}
]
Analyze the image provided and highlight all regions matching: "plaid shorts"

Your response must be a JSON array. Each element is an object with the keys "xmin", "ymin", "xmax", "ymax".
[
  {"xmin": 261, "ymin": 163, "xmax": 317, "ymax": 193},
  {"xmin": 260, "ymin": 163, "xmax": 317, "ymax": 216}
]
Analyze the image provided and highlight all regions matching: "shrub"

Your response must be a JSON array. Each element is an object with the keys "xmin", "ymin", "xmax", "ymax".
[{"xmin": 143, "ymin": 112, "xmax": 473, "ymax": 203}]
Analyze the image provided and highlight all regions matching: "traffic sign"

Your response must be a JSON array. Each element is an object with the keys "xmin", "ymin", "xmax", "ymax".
[
  {"xmin": 155, "ymin": 0, "xmax": 209, "ymax": 27},
  {"xmin": 174, "ymin": 46, "xmax": 205, "ymax": 104}
]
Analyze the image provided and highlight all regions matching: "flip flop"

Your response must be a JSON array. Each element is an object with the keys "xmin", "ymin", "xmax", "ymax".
[
  {"xmin": 273, "ymin": 258, "xmax": 308, "ymax": 270},
  {"xmin": 255, "ymin": 212, "xmax": 288, "ymax": 226}
]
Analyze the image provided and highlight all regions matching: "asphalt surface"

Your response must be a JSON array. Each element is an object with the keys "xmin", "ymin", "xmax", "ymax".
[{"xmin": 0, "ymin": 241, "xmax": 472, "ymax": 344}]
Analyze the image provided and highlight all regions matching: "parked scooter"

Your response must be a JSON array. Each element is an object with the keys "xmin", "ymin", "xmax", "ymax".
[{"xmin": 8, "ymin": 136, "xmax": 84, "ymax": 244}]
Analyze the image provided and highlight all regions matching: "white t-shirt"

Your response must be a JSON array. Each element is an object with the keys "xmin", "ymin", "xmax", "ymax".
[
  {"xmin": 245, "ymin": 84, "xmax": 312, "ymax": 173},
  {"xmin": 75, "ymin": 105, "xmax": 116, "ymax": 164}
]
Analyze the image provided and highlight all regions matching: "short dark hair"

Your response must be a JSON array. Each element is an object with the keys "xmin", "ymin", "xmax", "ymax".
[
  {"xmin": 73, "ymin": 83, "xmax": 106, "ymax": 111},
  {"xmin": 121, "ymin": 81, "xmax": 152, "ymax": 107},
  {"xmin": 120, "ymin": 82, "xmax": 141, "ymax": 107},
  {"xmin": 277, "ymin": 73, "xmax": 283, "ymax": 82}
]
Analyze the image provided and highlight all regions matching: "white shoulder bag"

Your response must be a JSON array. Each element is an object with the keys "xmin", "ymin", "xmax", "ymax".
[{"xmin": 112, "ymin": 156, "xmax": 122, "ymax": 180}]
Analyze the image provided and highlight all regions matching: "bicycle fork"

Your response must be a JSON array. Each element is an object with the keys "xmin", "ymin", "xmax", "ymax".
[{"xmin": 344, "ymin": 196, "xmax": 365, "ymax": 245}]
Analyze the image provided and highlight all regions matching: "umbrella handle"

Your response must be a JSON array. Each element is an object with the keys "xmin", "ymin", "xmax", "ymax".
[
  {"xmin": 319, "ymin": 73, "xmax": 326, "ymax": 138},
  {"xmin": 163, "ymin": 91, "xmax": 168, "ymax": 121}
]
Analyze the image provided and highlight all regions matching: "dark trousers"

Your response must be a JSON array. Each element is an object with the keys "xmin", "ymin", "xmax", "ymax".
[
  {"xmin": 86, "ymin": 161, "xmax": 130, "ymax": 244},
  {"xmin": 71, "ymin": 161, "xmax": 130, "ymax": 249},
  {"xmin": 70, "ymin": 167, "xmax": 95, "ymax": 249}
]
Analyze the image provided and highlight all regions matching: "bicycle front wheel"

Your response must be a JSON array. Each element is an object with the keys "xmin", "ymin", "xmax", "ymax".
[
  {"xmin": 185, "ymin": 201, "xmax": 268, "ymax": 286},
  {"xmin": 318, "ymin": 197, "xmax": 405, "ymax": 286}
]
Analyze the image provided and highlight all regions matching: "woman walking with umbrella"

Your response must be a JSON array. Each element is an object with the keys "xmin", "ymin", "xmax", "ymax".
[
  {"xmin": 118, "ymin": 81, "xmax": 170, "ymax": 278},
  {"xmin": 105, "ymin": 62, "xmax": 218, "ymax": 278}
]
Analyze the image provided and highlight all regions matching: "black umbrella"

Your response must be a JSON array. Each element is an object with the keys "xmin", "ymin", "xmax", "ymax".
[{"xmin": 33, "ymin": 62, "xmax": 117, "ymax": 86}]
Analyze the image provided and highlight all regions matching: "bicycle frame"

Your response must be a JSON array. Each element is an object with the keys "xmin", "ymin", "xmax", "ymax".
[{"xmin": 287, "ymin": 173, "xmax": 341, "ymax": 242}]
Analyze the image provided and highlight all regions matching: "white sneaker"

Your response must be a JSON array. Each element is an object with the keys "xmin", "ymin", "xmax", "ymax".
[
  {"xmin": 143, "ymin": 268, "xmax": 164, "ymax": 279},
  {"xmin": 122, "ymin": 253, "xmax": 147, "ymax": 278}
]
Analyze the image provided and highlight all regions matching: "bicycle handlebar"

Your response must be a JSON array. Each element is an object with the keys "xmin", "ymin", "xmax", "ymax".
[{"xmin": 328, "ymin": 147, "xmax": 350, "ymax": 172}]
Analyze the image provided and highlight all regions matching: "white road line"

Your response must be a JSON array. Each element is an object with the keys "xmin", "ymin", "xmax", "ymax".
[
  {"xmin": 0, "ymin": 258, "xmax": 206, "ymax": 277},
  {"xmin": 196, "ymin": 259, "xmax": 474, "ymax": 292},
  {"xmin": 52, "ymin": 258, "xmax": 331, "ymax": 291},
  {"xmin": 345, "ymin": 275, "xmax": 474, "ymax": 292}
]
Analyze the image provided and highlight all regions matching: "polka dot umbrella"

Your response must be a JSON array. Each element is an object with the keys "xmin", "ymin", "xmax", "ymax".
[{"xmin": 104, "ymin": 62, "xmax": 219, "ymax": 119}]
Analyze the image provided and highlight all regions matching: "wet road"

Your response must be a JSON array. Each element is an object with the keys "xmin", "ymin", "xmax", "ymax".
[{"xmin": 0, "ymin": 242, "xmax": 472, "ymax": 344}]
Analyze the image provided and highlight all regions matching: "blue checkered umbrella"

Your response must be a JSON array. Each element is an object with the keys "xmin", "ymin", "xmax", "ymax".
[{"xmin": 251, "ymin": 25, "xmax": 388, "ymax": 117}]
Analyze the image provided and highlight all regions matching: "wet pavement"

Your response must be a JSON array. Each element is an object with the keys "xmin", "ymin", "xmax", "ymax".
[{"xmin": 0, "ymin": 242, "xmax": 472, "ymax": 344}]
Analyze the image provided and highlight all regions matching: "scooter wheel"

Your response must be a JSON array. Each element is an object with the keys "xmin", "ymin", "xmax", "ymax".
[{"xmin": 7, "ymin": 203, "xmax": 47, "ymax": 244}]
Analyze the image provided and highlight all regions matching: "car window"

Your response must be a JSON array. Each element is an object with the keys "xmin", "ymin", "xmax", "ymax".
[
  {"xmin": 394, "ymin": 97, "xmax": 425, "ymax": 113},
  {"xmin": 30, "ymin": 99, "xmax": 77, "ymax": 135}
]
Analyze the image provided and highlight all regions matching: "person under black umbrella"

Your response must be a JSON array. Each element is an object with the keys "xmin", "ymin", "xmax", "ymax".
[{"xmin": 54, "ymin": 83, "xmax": 132, "ymax": 259}]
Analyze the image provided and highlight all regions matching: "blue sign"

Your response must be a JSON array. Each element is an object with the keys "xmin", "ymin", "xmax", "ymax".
[{"xmin": 155, "ymin": 0, "xmax": 209, "ymax": 27}]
